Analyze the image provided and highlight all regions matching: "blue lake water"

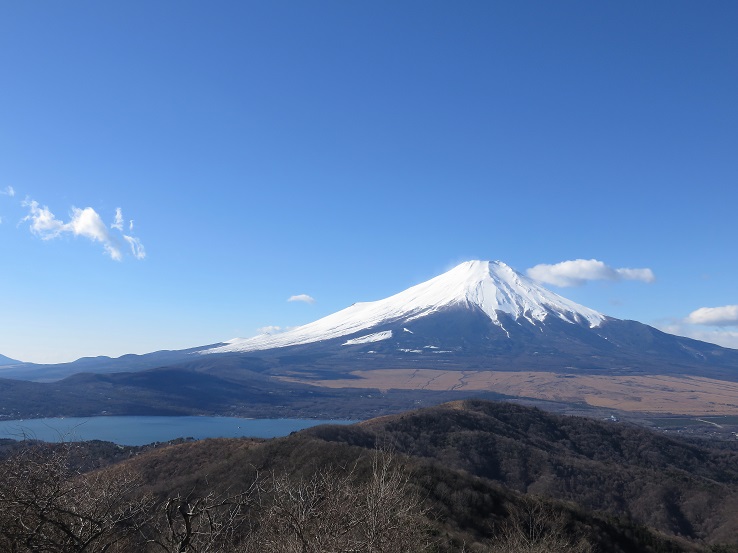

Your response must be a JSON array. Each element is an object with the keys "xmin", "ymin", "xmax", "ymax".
[{"xmin": 0, "ymin": 416, "xmax": 356, "ymax": 446}]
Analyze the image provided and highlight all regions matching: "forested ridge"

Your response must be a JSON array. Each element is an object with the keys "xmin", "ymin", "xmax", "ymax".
[{"xmin": 2, "ymin": 399, "xmax": 738, "ymax": 552}]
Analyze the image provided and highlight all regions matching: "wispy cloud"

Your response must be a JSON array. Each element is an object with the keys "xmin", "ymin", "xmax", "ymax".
[
  {"xmin": 112, "ymin": 207, "xmax": 124, "ymax": 231},
  {"xmin": 526, "ymin": 259, "xmax": 655, "ymax": 287},
  {"xmin": 288, "ymin": 294, "xmax": 316, "ymax": 304},
  {"xmin": 687, "ymin": 305, "xmax": 738, "ymax": 326},
  {"xmin": 21, "ymin": 199, "xmax": 145, "ymax": 261},
  {"xmin": 22, "ymin": 200, "xmax": 67, "ymax": 238},
  {"xmin": 123, "ymin": 235, "xmax": 146, "ymax": 260}
]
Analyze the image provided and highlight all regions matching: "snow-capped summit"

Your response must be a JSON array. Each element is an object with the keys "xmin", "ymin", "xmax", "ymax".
[
  {"xmin": 204, "ymin": 260, "xmax": 606, "ymax": 355},
  {"xmin": 402, "ymin": 260, "xmax": 605, "ymax": 327}
]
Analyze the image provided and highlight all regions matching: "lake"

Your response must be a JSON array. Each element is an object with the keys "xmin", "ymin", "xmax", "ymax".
[{"xmin": 0, "ymin": 416, "xmax": 356, "ymax": 446}]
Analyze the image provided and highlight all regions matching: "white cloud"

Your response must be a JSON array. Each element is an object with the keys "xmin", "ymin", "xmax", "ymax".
[
  {"xmin": 687, "ymin": 305, "xmax": 738, "ymax": 326},
  {"xmin": 22, "ymin": 200, "xmax": 67, "ymax": 238},
  {"xmin": 22, "ymin": 199, "xmax": 145, "ymax": 261},
  {"xmin": 1, "ymin": 186, "xmax": 15, "ymax": 197},
  {"xmin": 614, "ymin": 268, "xmax": 655, "ymax": 282},
  {"xmin": 112, "ymin": 208, "xmax": 124, "ymax": 231},
  {"xmin": 68, "ymin": 207, "xmax": 122, "ymax": 260},
  {"xmin": 257, "ymin": 325, "xmax": 283, "ymax": 334},
  {"xmin": 526, "ymin": 259, "xmax": 655, "ymax": 287},
  {"xmin": 658, "ymin": 323, "xmax": 738, "ymax": 350},
  {"xmin": 288, "ymin": 294, "xmax": 316, "ymax": 304},
  {"xmin": 68, "ymin": 208, "xmax": 107, "ymax": 238}
]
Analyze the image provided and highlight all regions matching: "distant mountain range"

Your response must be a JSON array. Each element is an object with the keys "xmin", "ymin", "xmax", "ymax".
[
  {"xmin": 0, "ymin": 354, "xmax": 22, "ymax": 367},
  {"xmin": 2, "ymin": 260, "xmax": 738, "ymax": 418}
]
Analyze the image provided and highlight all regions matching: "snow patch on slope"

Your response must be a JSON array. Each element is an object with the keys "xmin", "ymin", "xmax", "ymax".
[{"xmin": 343, "ymin": 331, "xmax": 393, "ymax": 346}]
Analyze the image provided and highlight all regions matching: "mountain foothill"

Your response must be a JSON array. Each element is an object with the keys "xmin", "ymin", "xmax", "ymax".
[{"xmin": 3, "ymin": 399, "xmax": 738, "ymax": 551}]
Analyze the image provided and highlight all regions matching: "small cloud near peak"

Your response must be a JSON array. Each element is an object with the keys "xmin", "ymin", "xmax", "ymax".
[
  {"xmin": 1, "ymin": 186, "xmax": 15, "ymax": 197},
  {"xmin": 288, "ymin": 294, "xmax": 316, "ymax": 304},
  {"xmin": 527, "ymin": 259, "xmax": 655, "ymax": 287},
  {"xmin": 687, "ymin": 305, "xmax": 738, "ymax": 326},
  {"xmin": 257, "ymin": 325, "xmax": 283, "ymax": 335},
  {"xmin": 658, "ymin": 322, "xmax": 738, "ymax": 350}
]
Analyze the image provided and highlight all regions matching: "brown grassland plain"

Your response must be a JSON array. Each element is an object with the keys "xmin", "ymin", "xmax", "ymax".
[{"xmin": 280, "ymin": 369, "xmax": 738, "ymax": 415}]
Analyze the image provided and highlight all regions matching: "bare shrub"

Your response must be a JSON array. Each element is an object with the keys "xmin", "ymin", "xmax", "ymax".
[
  {"xmin": 0, "ymin": 444, "xmax": 432, "ymax": 553},
  {"xmin": 487, "ymin": 497, "xmax": 591, "ymax": 553},
  {"xmin": 245, "ymin": 451, "xmax": 432, "ymax": 553},
  {"xmin": 140, "ymin": 484, "xmax": 259, "ymax": 553},
  {"xmin": 0, "ymin": 443, "xmax": 150, "ymax": 553}
]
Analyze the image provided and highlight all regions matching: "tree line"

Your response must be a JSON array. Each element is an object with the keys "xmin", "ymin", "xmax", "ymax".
[{"xmin": 0, "ymin": 440, "xmax": 595, "ymax": 553}]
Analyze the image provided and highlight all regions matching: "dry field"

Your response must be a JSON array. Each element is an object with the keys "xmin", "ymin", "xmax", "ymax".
[{"xmin": 281, "ymin": 369, "xmax": 738, "ymax": 415}]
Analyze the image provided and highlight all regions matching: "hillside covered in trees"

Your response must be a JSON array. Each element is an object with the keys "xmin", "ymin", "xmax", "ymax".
[{"xmin": 2, "ymin": 399, "xmax": 738, "ymax": 552}]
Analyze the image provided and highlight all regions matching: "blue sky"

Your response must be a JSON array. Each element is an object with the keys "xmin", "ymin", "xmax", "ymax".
[{"xmin": 1, "ymin": 1, "xmax": 737, "ymax": 363}]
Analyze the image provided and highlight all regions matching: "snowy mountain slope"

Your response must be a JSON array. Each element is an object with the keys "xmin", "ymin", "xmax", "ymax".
[{"xmin": 204, "ymin": 260, "xmax": 606, "ymax": 355}]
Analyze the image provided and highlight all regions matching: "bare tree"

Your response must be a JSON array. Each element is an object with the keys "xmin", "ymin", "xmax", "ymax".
[
  {"xmin": 0, "ymin": 444, "xmax": 432, "ymax": 553},
  {"xmin": 246, "ymin": 451, "xmax": 432, "ymax": 553},
  {"xmin": 358, "ymin": 451, "xmax": 432, "ymax": 553},
  {"xmin": 247, "ymin": 467, "xmax": 359, "ymax": 553},
  {"xmin": 486, "ymin": 497, "xmax": 591, "ymax": 553},
  {"xmin": 140, "ymin": 483, "xmax": 260, "ymax": 553},
  {"xmin": 0, "ymin": 443, "xmax": 150, "ymax": 553}
]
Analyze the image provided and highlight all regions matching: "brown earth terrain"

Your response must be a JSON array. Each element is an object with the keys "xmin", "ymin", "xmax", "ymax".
[{"xmin": 280, "ymin": 369, "xmax": 738, "ymax": 415}]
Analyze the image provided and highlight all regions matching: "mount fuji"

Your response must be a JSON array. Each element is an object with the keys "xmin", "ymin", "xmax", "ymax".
[
  {"xmin": 196, "ymin": 260, "xmax": 738, "ymax": 380},
  {"xmin": 206, "ymin": 260, "xmax": 604, "ymax": 354},
  {"xmin": 4, "ymin": 260, "xmax": 738, "ymax": 419}
]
